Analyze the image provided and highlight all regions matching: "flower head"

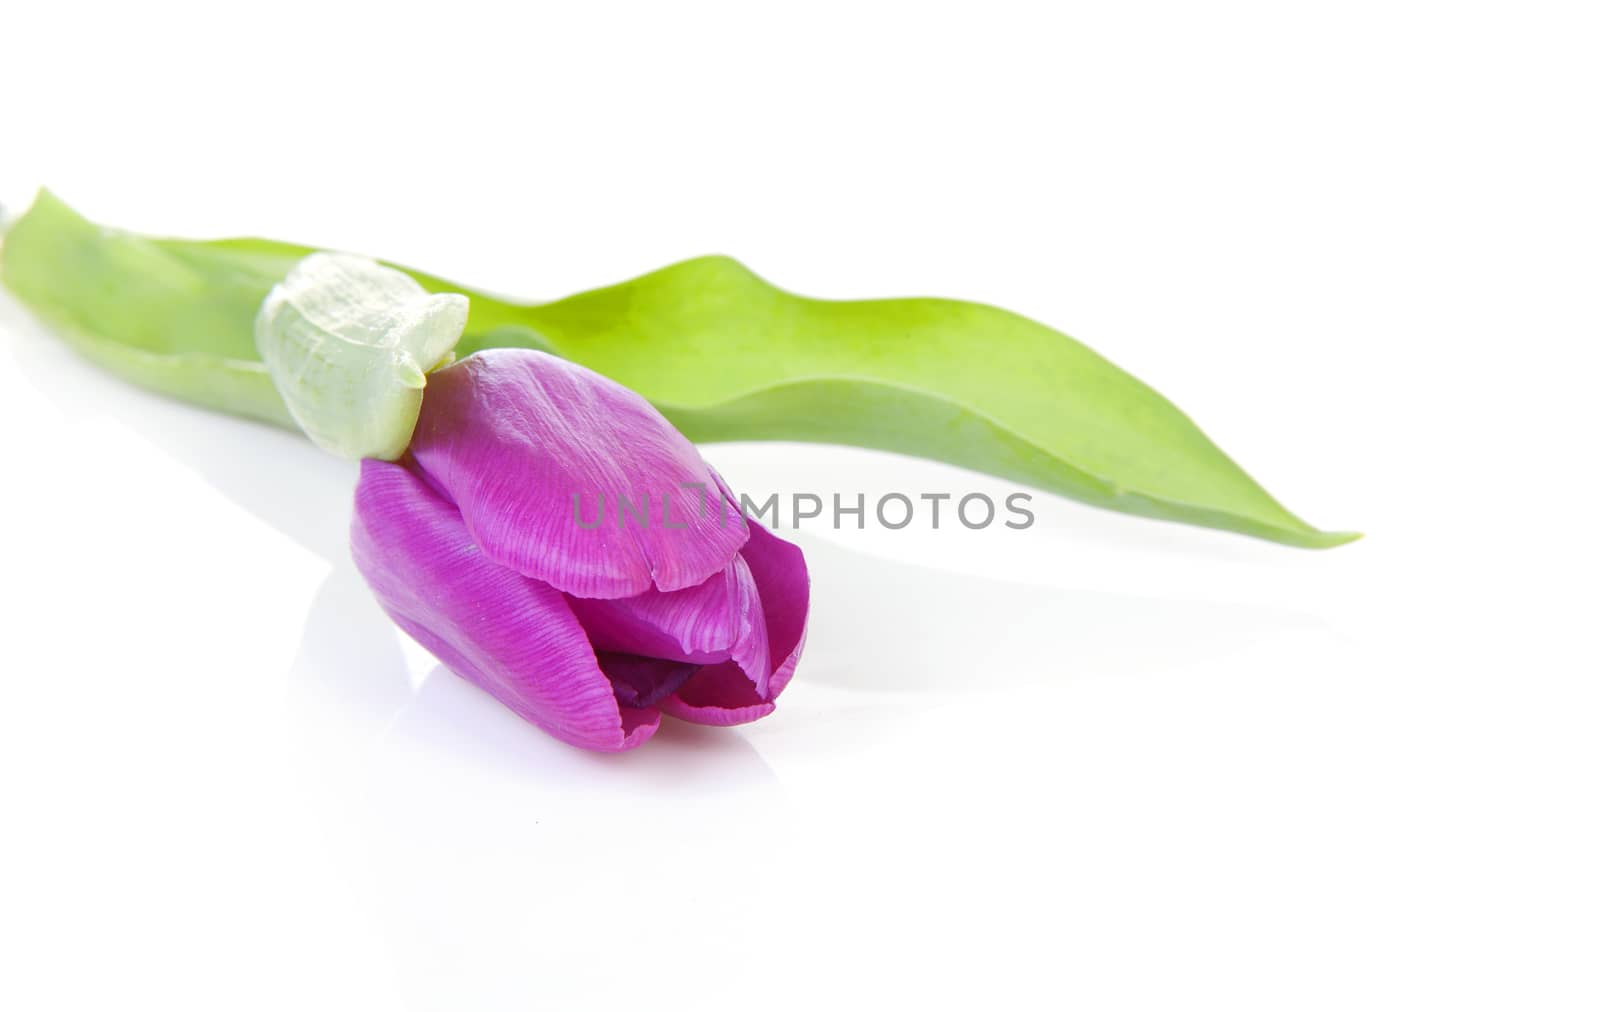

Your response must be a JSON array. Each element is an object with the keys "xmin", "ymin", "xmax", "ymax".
[{"xmin": 351, "ymin": 349, "xmax": 809, "ymax": 751}]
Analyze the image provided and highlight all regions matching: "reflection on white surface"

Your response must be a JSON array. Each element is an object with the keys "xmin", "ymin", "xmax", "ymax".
[{"xmin": 798, "ymin": 535, "xmax": 1327, "ymax": 693}]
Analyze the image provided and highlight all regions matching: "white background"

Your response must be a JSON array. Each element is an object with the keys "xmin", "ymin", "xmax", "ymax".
[{"xmin": 1, "ymin": 2, "xmax": 1596, "ymax": 1009}]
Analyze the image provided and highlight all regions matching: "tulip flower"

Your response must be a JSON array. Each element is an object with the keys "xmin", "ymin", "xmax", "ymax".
[
  {"xmin": 246, "ymin": 252, "xmax": 808, "ymax": 752},
  {"xmin": 350, "ymin": 348, "xmax": 810, "ymax": 752}
]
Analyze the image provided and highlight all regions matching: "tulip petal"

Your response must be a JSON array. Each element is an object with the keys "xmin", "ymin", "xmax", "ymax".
[
  {"xmin": 408, "ymin": 350, "xmax": 749, "ymax": 598},
  {"xmin": 659, "ymin": 663, "xmax": 776, "ymax": 726},
  {"xmin": 566, "ymin": 562, "xmax": 741, "ymax": 663},
  {"xmin": 595, "ymin": 653, "xmax": 700, "ymax": 710},
  {"xmin": 566, "ymin": 553, "xmax": 771, "ymax": 694},
  {"xmin": 662, "ymin": 521, "xmax": 809, "ymax": 725},
  {"xmin": 351, "ymin": 458, "xmax": 657, "ymax": 752},
  {"xmin": 737, "ymin": 520, "xmax": 810, "ymax": 697}
]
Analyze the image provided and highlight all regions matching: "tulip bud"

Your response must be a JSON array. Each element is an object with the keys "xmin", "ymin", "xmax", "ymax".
[{"xmin": 255, "ymin": 253, "xmax": 467, "ymax": 460}]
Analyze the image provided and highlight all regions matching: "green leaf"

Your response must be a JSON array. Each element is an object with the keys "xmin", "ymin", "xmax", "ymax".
[
  {"xmin": 0, "ymin": 191, "xmax": 304, "ymax": 427},
  {"xmin": 0, "ymin": 191, "xmax": 1356, "ymax": 548}
]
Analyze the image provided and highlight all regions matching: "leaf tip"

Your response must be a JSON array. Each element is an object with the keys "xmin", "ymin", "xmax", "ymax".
[{"xmin": 1301, "ymin": 528, "xmax": 1364, "ymax": 549}]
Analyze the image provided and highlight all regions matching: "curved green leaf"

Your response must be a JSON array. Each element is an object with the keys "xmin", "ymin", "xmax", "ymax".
[{"xmin": 0, "ymin": 191, "xmax": 1355, "ymax": 548}]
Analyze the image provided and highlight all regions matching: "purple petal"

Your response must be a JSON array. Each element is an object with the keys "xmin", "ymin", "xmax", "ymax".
[
  {"xmin": 351, "ymin": 457, "xmax": 657, "ymax": 752},
  {"xmin": 737, "ymin": 520, "xmax": 809, "ymax": 697},
  {"xmin": 407, "ymin": 350, "xmax": 749, "ymax": 599},
  {"xmin": 595, "ymin": 653, "xmax": 700, "ymax": 709},
  {"xmin": 566, "ymin": 553, "xmax": 771, "ymax": 694},
  {"xmin": 662, "ymin": 521, "xmax": 809, "ymax": 725},
  {"xmin": 659, "ymin": 663, "xmax": 775, "ymax": 726}
]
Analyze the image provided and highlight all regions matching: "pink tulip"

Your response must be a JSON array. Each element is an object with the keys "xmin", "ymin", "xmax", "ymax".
[{"xmin": 351, "ymin": 350, "xmax": 809, "ymax": 751}]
